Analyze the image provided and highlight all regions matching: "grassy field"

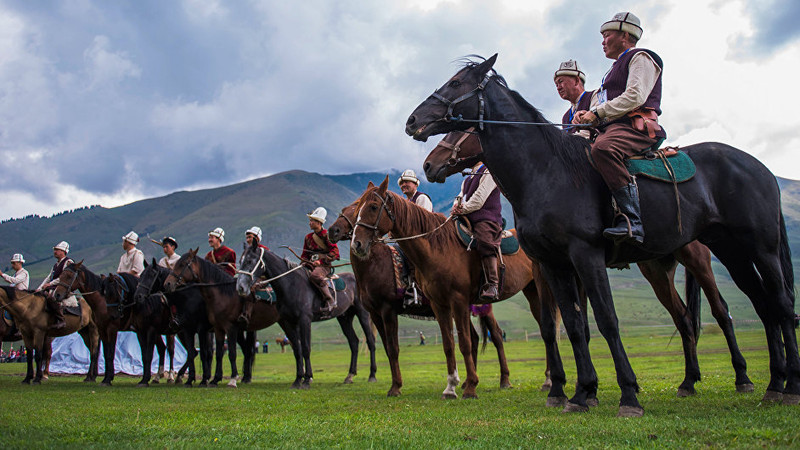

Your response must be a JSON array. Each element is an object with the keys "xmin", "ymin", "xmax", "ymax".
[{"xmin": 1, "ymin": 327, "xmax": 798, "ymax": 449}]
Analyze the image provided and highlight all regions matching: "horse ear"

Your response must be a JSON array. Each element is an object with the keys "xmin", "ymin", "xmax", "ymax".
[
  {"xmin": 476, "ymin": 54, "xmax": 498, "ymax": 77},
  {"xmin": 378, "ymin": 175, "xmax": 389, "ymax": 195},
  {"xmin": 151, "ymin": 257, "xmax": 158, "ymax": 266},
  {"xmin": 144, "ymin": 259, "xmax": 149, "ymax": 268},
  {"xmin": 75, "ymin": 260, "xmax": 84, "ymax": 267},
  {"xmin": 191, "ymin": 248, "xmax": 198, "ymax": 256},
  {"xmin": 367, "ymin": 181, "xmax": 375, "ymax": 189}
]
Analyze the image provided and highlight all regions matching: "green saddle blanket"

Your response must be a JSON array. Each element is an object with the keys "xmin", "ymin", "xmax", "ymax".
[
  {"xmin": 455, "ymin": 218, "xmax": 520, "ymax": 255},
  {"xmin": 625, "ymin": 151, "xmax": 696, "ymax": 183},
  {"xmin": 328, "ymin": 276, "xmax": 346, "ymax": 292},
  {"xmin": 255, "ymin": 285, "xmax": 276, "ymax": 303}
]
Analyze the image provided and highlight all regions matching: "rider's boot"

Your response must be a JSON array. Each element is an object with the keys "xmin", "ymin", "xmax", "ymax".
[
  {"xmin": 479, "ymin": 255, "xmax": 500, "ymax": 301},
  {"xmin": 47, "ymin": 297, "xmax": 66, "ymax": 331},
  {"xmin": 603, "ymin": 179, "xmax": 645, "ymax": 245},
  {"xmin": 237, "ymin": 298, "xmax": 253, "ymax": 327},
  {"xmin": 320, "ymin": 285, "xmax": 337, "ymax": 313},
  {"xmin": 167, "ymin": 305, "xmax": 181, "ymax": 333}
]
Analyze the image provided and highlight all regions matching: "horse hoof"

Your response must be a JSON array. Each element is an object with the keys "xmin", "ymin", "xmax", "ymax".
[
  {"xmin": 300, "ymin": 383, "xmax": 311, "ymax": 390},
  {"xmin": 21, "ymin": 379, "xmax": 31, "ymax": 385},
  {"xmin": 617, "ymin": 406, "xmax": 644, "ymax": 418},
  {"xmin": 441, "ymin": 392, "xmax": 458, "ymax": 400},
  {"xmin": 241, "ymin": 378, "xmax": 252, "ymax": 384},
  {"xmin": 227, "ymin": 379, "xmax": 238, "ymax": 388},
  {"xmin": 136, "ymin": 383, "xmax": 148, "ymax": 388},
  {"xmin": 368, "ymin": 376, "xmax": 377, "ymax": 383},
  {"xmin": 561, "ymin": 402, "xmax": 589, "ymax": 413},
  {"xmin": 540, "ymin": 381, "xmax": 552, "ymax": 392},
  {"xmin": 500, "ymin": 381, "xmax": 513, "ymax": 389},
  {"xmin": 781, "ymin": 394, "xmax": 800, "ymax": 405},
  {"xmin": 100, "ymin": 382, "xmax": 112, "ymax": 387},
  {"xmin": 387, "ymin": 389, "xmax": 401, "ymax": 397},
  {"xmin": 587, "ymin": 397, "xmax": 599, "ymax": 407},
  {"xmin": 762, "ymin": 390, "xmax": 783, "ymax": 403},
  {"xmin": 677, "ymin": 388, "xmax": 696, "ymax": 398},
  {"xmin": 184, "ymin": 383, "xmax": 193, "ymax": 388},
  {"xmin": 42, "ymin": 375, "xmax": 49, "ymax": 380},
  {"xmin": 167, "ymin": 379, "xmax": 175, "ymax": 385},
  {"xmin": 291, "ymin": 382, "xmax": 301, "ymax": 389},
  {"xmin": 32, "ymin": 380, "xmax": 41, "ymax": 385},
  {"xmin": 462, "ymin": 392, "xmax": 478, "ymax": 399},
  {"xmin": 545, "ymin": 396, "xmax": 568, "ymax": 408},
  {"xmin": 343, "ymin": 374, "xmax": 355, "ymax": 384},
  {"xmin": 736, "ymin": 383, "xmax": 755, "ymax": 393}
]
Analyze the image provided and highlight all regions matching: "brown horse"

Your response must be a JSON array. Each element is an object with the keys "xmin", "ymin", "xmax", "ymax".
[
  {"xmin": 0, "ymin": 286, "xmax": 99, "ymax": 384},
  {"xmin": 424, "ymin": 130, "xmax": 754, "ymax": 395},
  {"xmin": 52, "ymin": 261, "xmax": 137, "ymax": 386},
  {"xmin": 350, "ymin": 177, "xmax": 567, "ymax": 400},
  {"xmin": 329, "ymin": 195, "xmax": 537, "ymax": 396},
  {"xmin": 163, "ymin": 248, "xmax": 280, "ymax": 387}
]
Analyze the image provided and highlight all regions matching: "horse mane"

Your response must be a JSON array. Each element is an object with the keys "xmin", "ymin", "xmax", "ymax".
[
  {"xmin": 75, "ymin": 265, "xmax": 105, "ymax": 293},
  {"xmin": 194, "ymin": 256, "xmax": 237, "ymax": 295},
  {"xmin": 0, "ymin": 285, "xmax": 17, "ymax": 302},
  {"xmin": 387, "ymin": 191, "xmax": 462, "ymax": 251}
]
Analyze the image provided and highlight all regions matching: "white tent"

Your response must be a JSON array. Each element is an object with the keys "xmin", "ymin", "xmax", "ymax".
[{"xmin": 48, "ymin": 331, "xmax": 187, "ymax": 376}]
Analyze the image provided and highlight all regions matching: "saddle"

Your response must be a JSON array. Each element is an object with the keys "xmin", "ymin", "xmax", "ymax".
[
  {"xmin": 325, "ymin": 274, "xmax": 346, "ymax": 292},
  {"xmin": 625, "ymin": 146, "xmax": 696, "ymax": 183},
  {"xmin": 254, "ymin": 285, "xmax": 276, "ymax": 303},
  {"xmin": 455, "ymin": 217, "xmax": 520, "ymax": 255}
]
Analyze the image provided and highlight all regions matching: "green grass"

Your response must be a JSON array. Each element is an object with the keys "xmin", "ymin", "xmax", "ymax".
[{"xmin": 1, "ymin": 328, "xmax": 798, "ymax": 449}]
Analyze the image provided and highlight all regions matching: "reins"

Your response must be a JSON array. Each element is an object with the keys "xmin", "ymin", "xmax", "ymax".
[{"xmin": 353, "ymin": 190, "xmax": 454, "ymax": 244}]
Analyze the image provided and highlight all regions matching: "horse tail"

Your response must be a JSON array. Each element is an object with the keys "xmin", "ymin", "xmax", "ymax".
[
  {"xmin": 478, "ymin": 315, "xmax": 490, "ymax": 353},
  {"xmin": 779, "ymin": 212, "xmax": 796, "ymax": 305},
  {"xmin": 685, "ymin": 268, "xmax": 702, "ymax": 341}
]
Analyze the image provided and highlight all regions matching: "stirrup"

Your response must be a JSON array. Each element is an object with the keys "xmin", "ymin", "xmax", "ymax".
[{"xmin": 403, "ymin": 283, "xmax": 420, "ymax": 307}]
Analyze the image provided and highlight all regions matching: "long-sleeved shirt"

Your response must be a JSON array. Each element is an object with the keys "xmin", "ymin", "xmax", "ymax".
[
  {"xmin": 454, "ymin": 166, "xmax": 499, "ymax": 214},
  {"xmin": 596, "ymin": 50, "xmax": 661, "ymax": 122},
  {"xmin": 2, "ymin": 268, "xmax": 29, "ymax": 290},
  {"xmin": 118, "ymin": 248, "xmax": 145, "ymax": 276},
  {"xmin": 158, "ymin": 253, "xmax": 181, "ymax": 269}
]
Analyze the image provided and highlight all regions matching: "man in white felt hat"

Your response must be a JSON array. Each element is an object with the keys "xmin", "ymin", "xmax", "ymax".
[
  {"xmin": 118, "ymin": 231, "xmax": 145, "ymax": 277},
  {"xmin": 36, "ymin": 241, "xmax": 74, "ymax": 330},
  {"xmin": 554, "ymin": 59, "xmax": 596, "ymax": 140},
  {"xmin": 206, "ymin": 227, "xmax": 236, "ymax": 277},
  {"xmin": 238, "ymin": 226, "xmax": 271, "ymax": 326},
  {"xmin": 301, "ymin": 207, "xmax": 340, "ymax": 314},
  {"xmin": 1, "ymin": 253, "xmax": 30, "ymax": 290},
  {"xmin": 398, "ymin": 169, "xmax": 433, "ymax": 212},
  {"xmin": 245, "ymin": 226, "xmax": 269, "ymax": 251},
  {"xmin": 575, "ymin": 11, "xmax": 666, "ymax": 245}
]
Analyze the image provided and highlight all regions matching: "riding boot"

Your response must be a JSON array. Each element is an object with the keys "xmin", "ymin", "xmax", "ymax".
[
  {"xmin": 47, "ymin": 297, "xmax": 66, "ymax": 331},
  {"xmin": 320, "ymin": 284, "xmax": 337, "ymax": 313},
  {"xmin": 602, "ymin": 180, "xmax": 645, "ymax": 245},
  {"xmin": 479, "ymin": 255, "xmax": 500, "ymax": 301},
  {"xmin": 167, "ymin": 305, "xmax": 181, "ymax": 334},
  {"xmin": 237, "ymin": 297, "xmax": 253, "ymax": 326}
]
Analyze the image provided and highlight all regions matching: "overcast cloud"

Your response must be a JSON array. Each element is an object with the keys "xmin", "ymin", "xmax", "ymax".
[{"xmin": 0, "ymin": 0, "xmax": 798, "ymax": 220}]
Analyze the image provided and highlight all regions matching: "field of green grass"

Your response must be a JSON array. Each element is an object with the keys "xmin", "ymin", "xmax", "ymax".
[{"xmin": 1, "ymin": 327, "xmax": 798, "ymax": 448}]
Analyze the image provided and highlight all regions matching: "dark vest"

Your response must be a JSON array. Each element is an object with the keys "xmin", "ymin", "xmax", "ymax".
[
  {"xmin": 600, "ymin": 48, "xmax": 666, "ymax": 138},
  {"xmin": 561, "ymin": 90, "xmax": 595, "ymax": 134},
  {"xmin": 410, "ymin": 190, "xmax": 431, "ymax": 205},
  {"xmin": 463, "ymin": 165, "xmax": 502, "ymax": 225},
  {"xmin": 51, "ymin": 257, "xmax": 72, "ymax": 280}
]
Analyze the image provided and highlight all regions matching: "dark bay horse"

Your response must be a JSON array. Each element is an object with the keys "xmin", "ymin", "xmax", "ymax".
[
  {"xmin": 329, "ymin": 195, "xmax": 548, "ymax": 396},
  {"xmin": 424, "ymin": 129, "xmax": 754, "ymax": 396},
  {"xmin": 236, "ymin": 240, "xmax": 378, "ymax": 388},
  {"xmin": 163, "ymin": 249, "xmax": 274, "ymax": 387},
  {"xmin": 405, "ymin": 54, "xmax": 797, "ymax": 415},
  {"xmin": 350, "ymin": 178, "xmax": 567, "ymax": 400},
  {"xmin": 52, "ymin": 262, "xmax": 139, "ymax": 386},
  {"xmin": 135, "ymin": 260, "xmax": 214, "ymax": 387},
  {"xmin": 0, "ymin": 286, "xmax": 99, "ymax": 384}
]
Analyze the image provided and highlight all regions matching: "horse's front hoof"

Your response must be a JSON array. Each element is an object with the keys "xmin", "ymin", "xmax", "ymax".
[
  {"xmin": 387, "ymin": 388, "xmax": 401, "ymax": 397},
  {"xmin": 32, "ymin": 379, "xmax": 42, "ymax": 385},
  {"xmin": 540, "ymin": 381, "xmax": 553, "ymax": 392},
  {"xmin": 83, "ymin": 377, "xmax": 96, "ymax": 383},
  {"xmin": 762, "ymin": 390, "xmax": 783, "ymax": 403},
  {"xmin": 227, "ymin": 379, "xmax": 238, "ymax": 388},
  {"xmin": 462, "ymin": 392, "xmax": 478, "ymax": 399},
  {"xmin": 617, "ymin": 406, "xmax": 644, "ymax": 417},
  {"xmin": 291, "ymin": 381, "xmax": 302, "ymax": 389},
  {"xmin": 500, "ymin": 381, "xmax": 513, "ymax": 389},
  {"xmin": 441, "ymin": 393, "xmax": 458, "ymax": 400},
  {"xmin": 587, "ymin": 397, "xmax": 600, "ymax": 407},
  {"xmin": 782, "ymin": 393, "xmax": 800, "ymax": 405},
  {"xmin": 21, "ymin": 379, "xmax": 31, "ymax": 385},
  {"xmin": 736, "ymin": 383, "xmax": 755, "ymax": 393},
  {"xmin": 368, "ymin": 376, "xmax": 377, "ymax": 383},
  {"xmin": 343, "ymin": 373, "xmax": 355, "ymax": 384},
  {"xmin": 136, "ymin": 383, "xmax": 148, "ymax": 388},
  {"xmin": 677, "ymin": 387, "xmax": 696, "ymax": 398},
  {"xmin": 300, "ymin": 382, "xmax": 311, "ymax": 390},
  {"xmin": 100, "ymin": 382, "xmax": 112, "ymax": 387},
  {"xmin": 545, "ymin": 396, "xmax": 567, "ymax": 408},
  {"xmin": 561, "ymin": 402, "xmax": 589, "ymax": 413}
]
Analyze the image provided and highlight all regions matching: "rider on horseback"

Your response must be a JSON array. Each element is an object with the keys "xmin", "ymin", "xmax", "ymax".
[
  {"xmin": 574, "ymin": 12, "xmax": 666, "ymax": 245},
  {"xmin": 398, "ymin": 169, "xmax": 432, "ymax": 305},
  {"xmin": 237, "ymin": 226, "xmax": 270, "ymax": 326},
  {"xmin": 1, "ymin": 253, "xmax": 30, "ymax": 290},
  {"xmin": 554, "ymin": 59, "xmax": 596, "ymax": 140},
  {"xmin": 118, "ymin": 231, "xmax": 145, "ymax": 277},
  {"xmin": 451, "ymin": 162, "xmax": 503, "ymax": 301},
  {"xmin": 206, "ymin": 227, "xmax": 236, "ymax": 277},
  {"xmin": 35, "ymin": 241, "xmax": 73, "ymax": 330},
  {"xmin": 157, "ymin": 236, "xmax": 180, "ymax": 270},
  {"xmin": 302, "ymin": 207, "xmax": 339, "ymax": 313}
]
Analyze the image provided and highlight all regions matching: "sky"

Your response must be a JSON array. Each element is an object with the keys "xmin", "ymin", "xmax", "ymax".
[{"xmin": 0, "ymin": 0, "xmax": 798, "ymax": 220}]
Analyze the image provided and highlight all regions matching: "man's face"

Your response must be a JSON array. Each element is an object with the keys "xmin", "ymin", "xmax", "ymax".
[
  {"xmin": 208, "ymin": 235, "xmax": 221, "ymax": 249},
  {"xmin": 11, "ymin": 261, "xmax": 22, "ymax": 271},
  {"xmin": 162, "ymin": 243, "xmax": 175, "ymax": 256},
  {"xmin": 309, "ymin": 219, "xmax": 322, "ymax": 232},
  {"xmin": 399, "ymin": 180, "xmax": 417, "ymax": 196},
  {"xmin": 245, "ymin": 234, "xmax": 255, "ymax": 246},
  {"xmin": 53, "ymin": 249, "xmax": 66, "ymax": 260},
  {"xmin": 554, "ymin": 76, "xmax": 583, "ymax": 102},
  {"xmin": 602, "ymin": 30, "xmax": 628, "ymax": 59},
  {"xmin": 123, "ymin": 240, "xmax": 134, "ymax": 251}
]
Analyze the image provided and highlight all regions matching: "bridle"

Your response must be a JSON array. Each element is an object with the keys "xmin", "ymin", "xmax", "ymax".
[
  {"xmin": 52, "ymin": 266, "xmax": 81, "ymax": 296},
  {"xmin": 354, "ymin": 190, "xmax": 396, "ymax": 243},
  {"xmin": 429, "ymin": 74, "xmax": 492, "ymax": 130},
  {"xmin": 169, "ymin": 253, "xmax": 200, "ymax": 288},
  {"xmin": 435, "ymin": 127, "xmax": 482, "ymax": 167},
  {"xmin": 236, "ymin": 246, "xmax": 266, "ymax": 281},
  {"xmin": 336, "ymin": 211, "xmax": 357, "ymax": 240},
  {"xmin": 134, "ymin": 266, "xmax": 164, "ymax": 300}
]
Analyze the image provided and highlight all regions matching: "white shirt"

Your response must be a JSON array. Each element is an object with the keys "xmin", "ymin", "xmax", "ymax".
[
  {"xmin": 596, "ymin": 50, "xmax": 661, "ymax": 122},
  {"xmin": 413, "ymin": 192, "xmax": 433, "ymax": 212},
  {"xmin": 454, "ymin": 165, "xmax": 499, "ymax": 214},
  {"xmin": 158, "ymin": 253, "xmax": 180, "ymax": 269},
  {"xmin": 118, "ymin": 248, "xmax": 145, "ymax": 276},
  {"xmin": 2, "ymin": 268, "xmax": 29, "ymax": 290}
]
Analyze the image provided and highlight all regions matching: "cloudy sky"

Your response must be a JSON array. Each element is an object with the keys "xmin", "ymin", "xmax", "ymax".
[{"xmin": 1, "ymin": 0, "xmax": 798, "ymax": 220}]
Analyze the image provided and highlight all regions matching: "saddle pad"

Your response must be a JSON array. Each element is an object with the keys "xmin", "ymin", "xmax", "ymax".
[
  {"xmin": 255, "ymin": 285, "xmax": 276, "ymax": 303},
  {"xmin": 625, "ymin": 151, "xmax": 696, "ymax": 183},
  {"xmin": 64, "ymin": 302, "xmax": 81, "ymax": 317},
  {"xmin": 2, "ymin": 310, "xmax": 13, "ymax": 327},
  {"xmin": 456, "ymin": 218, "xmax": 520, "ymax": 255},
  {"xmin": 327, "ymin": 276, "xmax": 346, "ymax": 292}
]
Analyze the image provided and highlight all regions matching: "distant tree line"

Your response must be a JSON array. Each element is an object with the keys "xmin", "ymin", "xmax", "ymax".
[{"xmin": 1, "ymin": 205, "xmax": 102, "ymax": 224}]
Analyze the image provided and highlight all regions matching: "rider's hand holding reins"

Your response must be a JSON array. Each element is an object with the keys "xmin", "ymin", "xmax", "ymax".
[{"xmin": 574, "ymin": 110, "xmax": 599, "ymax": 126}]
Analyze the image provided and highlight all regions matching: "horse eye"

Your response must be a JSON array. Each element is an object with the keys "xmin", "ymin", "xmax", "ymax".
[
  {"xmin": 369, "ymin": 205, "xmax": 378, "ymax": 211},
  {"xmin": 449, "ymin": 79, "xmax": 461, "ymax": 88}
]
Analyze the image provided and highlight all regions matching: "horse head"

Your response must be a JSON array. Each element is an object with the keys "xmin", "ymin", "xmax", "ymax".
[
  {"xmin": 164, "ymin": 248, "xmax": 199, "ymax": 293},
  {"xmin": 328, "ymin": 181, "xmax": 376, "ymax": 243},
  {"xmin": 134, "ymin": 258, "xmax": 162, "ymax": 303},
  {"xmin": 351, "ymin": 176, "xmax": 395, "ymax": 259},
  {"xmin": 423, "ymin": 128, "xmax": 483, "ymax": 183},
  {"xmin": 405, "ymin": 54, "xmax": 498, "ymax": 142},
  {"xmin": 52, "ymin": 260, "xmax": 85, "ymax": 302},
  {"xmin": 236, "ymin": 240, "xmax": 266, "ymax": 297}
]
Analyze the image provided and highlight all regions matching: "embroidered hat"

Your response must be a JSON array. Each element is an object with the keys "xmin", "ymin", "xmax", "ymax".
[
  {"xmin": 122, "ymin": 231, "xmax": 139, "ymax": 245},
  {"xmin": 397, "ymin": 169, "xmax": 420, "ymax": 186},
  {"xmin": 601, "ymin": 12, "xmax": 643, "ymax": 40},
  {"xmin": 161, "ymin": 236, "xmax": 178, "ymax": 249},
  {"xmin": 208, "ymin": 227, "xmax": 225, "ymax": 242},
  {"xmin": 10, "ymin": 253, "xmax": 25, "ymax": 264},
  {"xmin": 307, "ymin": 207, "xmax": 327, "ymax": 224},
  {"xmin": 53, "ymin": 241, "xmax": 70, "ymax": 254},
  {"xmin": 245, "ymin": 226, "xmax": 263, "ymax": 242},
  {"xmin": 554, "ymin": 59, "xmax": 586, "ymax": 83}
]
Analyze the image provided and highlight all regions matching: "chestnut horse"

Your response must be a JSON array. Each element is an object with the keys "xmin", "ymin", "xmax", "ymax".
[
  {"xmin": 0, "ymin": 286, "xmax": 99, "ymax": 384},
  {"xmin": 350, "ymin": 177, "xmax": 567, "ymax": 400},
  {"xmin": 424, "ymin": 129, "xmax": 753, "ymax": 396},
  {"xmin": 329, "ymin": 195, "xmax": 553, "ymax": 396}
]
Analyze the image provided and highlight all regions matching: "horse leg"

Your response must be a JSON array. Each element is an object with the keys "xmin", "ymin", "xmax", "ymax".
[
  {"xmin": 524, "ymin": 279, "xmax": 564, "ymax": 397},
  {"xmin": 336, "ymin": 314, "xmax": 360, "ymax": 384},
  {"xmin": 136, "ymin": 330, "xmax": 154, "ymax": 387},
  {"xmin": 300, "ymin": 318, "xmax": 313, "ymax": 389},
  {"xmin": 676, "ymin": 243, "xmax": 753, "ymax": 392},
  {"xmin": 43, "ymin": 337, "xmax": 53, "ymax": 380},
  {"xmin": 484, "ymin": 311, "xmax": 511, "ymax": 389},
  {"xmin": 226, "ymin": 328, "xmax": 240, "ymax": 388},
  {"xmin": 638, "ymin": 257, "xmax": 701, "ymax": 397},
  {"xmin": 77, "ymin": 327, "xmax": 98, "ymax": 382},
  {"xmin": 101, "ymin": 330, "xmax": 119, "ymax": 386},
  {"xmin": 451, "ymin": 299, "xmax": 478, "ymax": 398},
  {"xmin": 356, "ymin": 306, "xmax": 378, "ymax": 383},
  {"xmin": 372, "ymin": 308, "xmax": 402, "ymax": 395},
  {"xmin": 431, "ymin": 302, "xmax": 461, "ymax": 399},
  {"xmin": 281, "ymin": 320, "xmax": 304, "ymax": 388},
  {"xmin": 166, "ymin": 334, "xmax": 176, "ymax": 383},
  {"xmin": 239, "ymin": 331, "xmax": 254, "ymax": 384},
  {"xmin": 210, "ymin": 330, "xmax": 226, "ymax": 386},
  {"xmin": 200, "ymin": 330, "xmax": 213, "ymax": 386},
  {"xmin": 153, "ymin": 335, "xmax": 166, "ymax": 383}
]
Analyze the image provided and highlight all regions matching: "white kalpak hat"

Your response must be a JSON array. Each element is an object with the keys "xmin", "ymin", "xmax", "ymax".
[
  {"xmin": 245, "ymin": 226, "xmax": 263, "ymax": 242},
  {"xmin": 397, "ymin": 169, "xmax": 420, "ymax": 186},
  {"xmin": 208, "ymin": 227, "xmax": 225, "ymax": 242},
  {"xmin": 554, "ymin": 59, "xmax": 586, "ymax": 84},
  {"xmin": 122, "ymin": 231, "xmax": 139, "ymax": 245},
  {"xmin": 601, "ymin": 12, "xmax": 643, "ymax": 40},
  {"xmin": 307, "ymin": 207, "xmax": 327, "ymax": 224},
  {"xmin": 10, "ymin": 253, "xmax": 25, "ymax": 264},
  {"xmin": 53, "ymin": 241, "xmax": 70, "ymax": 254}
]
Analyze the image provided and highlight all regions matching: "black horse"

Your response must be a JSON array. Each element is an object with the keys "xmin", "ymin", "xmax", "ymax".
[
  {"xmin": 236, "ymin": 240, "xmax": 377, "ymax": 388},
  {"xmin": 405, "ymin": 54, "xmax": 797, "ymax": 416}
]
